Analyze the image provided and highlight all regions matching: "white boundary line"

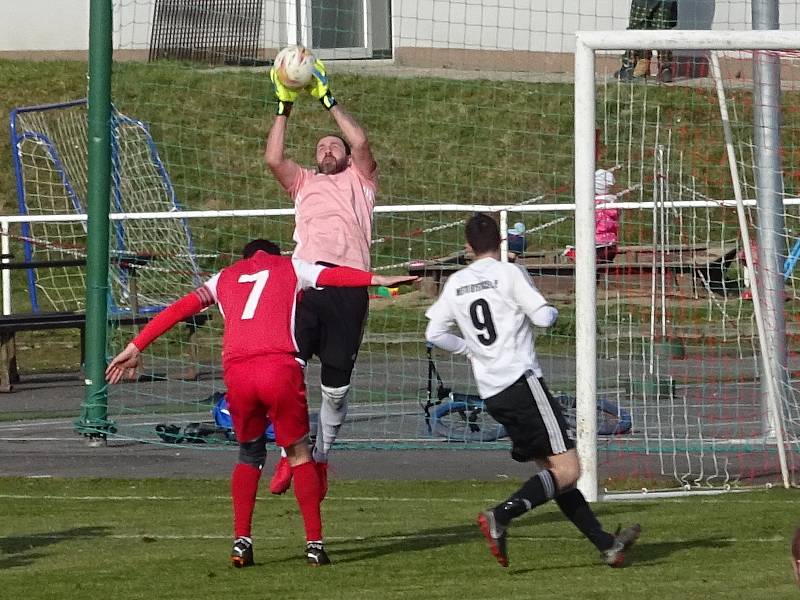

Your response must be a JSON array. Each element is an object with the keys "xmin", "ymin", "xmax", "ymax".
[
  {"xmin": 0, "ymin": 493, "xmax": 490, "ymax": 502},
  {"xmin": 0, "ymin": 532, "xmax": 787, "ymax": 544},
  {"xmin": 0, "ymin": 490, "xmax": 785, "ymax": 503}
]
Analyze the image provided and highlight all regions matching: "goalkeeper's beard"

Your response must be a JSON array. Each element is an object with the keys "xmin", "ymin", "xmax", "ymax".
[{"xmin": 317, "ymin": 155, "xmax": 347, "ymax": 175}]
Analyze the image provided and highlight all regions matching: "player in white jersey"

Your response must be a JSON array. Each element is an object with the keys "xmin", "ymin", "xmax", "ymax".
[{"xmin": 425, "ymin": 213, "xmax": 640, "ymax": 568}]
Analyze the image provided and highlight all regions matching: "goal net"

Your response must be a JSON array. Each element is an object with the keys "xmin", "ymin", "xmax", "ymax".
[
  {"xmin": 7, "ymin": 4, "xmax": 800, "ymax": 494},
  {"xmin": 10, "ymin": 99, "xmax": 201, "ymax": 314},
  {"xmin": 574, "ymin": 30, "xmax": 800, "ymax": 497},
  {"xmin": 10, "ymin": 99, "xmax": 223, "ymax": 410}
]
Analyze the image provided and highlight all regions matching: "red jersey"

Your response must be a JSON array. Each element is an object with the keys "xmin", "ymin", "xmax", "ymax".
[
  {"xmin": 131, "ymin": 251, "xmax": 372, "ymax": 366},
  {"xmin": 204, "ymin": 252, "xmax": 323, "ymax": 365}
]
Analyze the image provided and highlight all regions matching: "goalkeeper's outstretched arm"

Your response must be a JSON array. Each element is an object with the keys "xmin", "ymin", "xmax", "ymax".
[
  {"xmin": 305, "ymin": 58, "xmax": 376, "ymax": 177},
  {"xmin": 264, "ymin": 110, "xmax": 302, "ymax": 191},
  {"xmin": 329, "ymin": 105, "xmax": 376, "ymax": 178},
  {"xmin": 265, "ymin": 66, "xmax": 302, "ymax": 191}
]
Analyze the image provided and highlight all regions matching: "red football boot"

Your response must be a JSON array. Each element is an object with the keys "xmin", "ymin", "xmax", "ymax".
[{"xmin": 269, "ymin": 456, "xmax": 292, "ymax": 495}]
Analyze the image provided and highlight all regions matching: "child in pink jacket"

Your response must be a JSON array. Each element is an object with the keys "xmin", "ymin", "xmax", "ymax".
[{"xmin": 565, "ymin": 168, "xmax": 619, "ymax": 263}]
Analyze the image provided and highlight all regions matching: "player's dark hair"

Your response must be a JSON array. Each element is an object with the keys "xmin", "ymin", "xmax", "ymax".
[
  {"xmin": 465, "ymin": 213, "xmax": 501, "ymax": 255},
  {"xmin": 242, "ymin": 239, "xmax": 281, "ymax": 258},
  {"xmin": 319, "ymin": 134, "xmax": 351, "ymax": 156}
]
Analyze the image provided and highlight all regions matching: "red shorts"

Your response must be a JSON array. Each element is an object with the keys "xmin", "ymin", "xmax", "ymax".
[{"xmin": 222, "ymin": 356, "xmax": 309, "ymax": 447}]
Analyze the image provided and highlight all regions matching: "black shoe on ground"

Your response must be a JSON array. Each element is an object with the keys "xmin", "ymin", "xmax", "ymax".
[
  {"xmin": 230, "ymin": 537, "xmax": 254, "ymax": 568},
  {"xmin": 306, "ymin": 541, "xmax": 331, "ymax": 566},
  {"xmin": 477, "ymin": 509, "xmax": 509, "ymax": 567},
  {"xmin": 603, "ymin": 523, "xmax": 642, "ymax": 567}
]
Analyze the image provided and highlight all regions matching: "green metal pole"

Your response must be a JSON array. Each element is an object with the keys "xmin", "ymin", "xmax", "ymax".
[{"xmin": 76, "ymin": 0, "xmax": 115, "ymax": 438}]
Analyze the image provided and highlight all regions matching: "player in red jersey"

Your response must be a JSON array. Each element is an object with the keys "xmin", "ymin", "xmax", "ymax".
[{"xmin": 106, "ymin": 239, "xmax": 416, "ymax": 567}]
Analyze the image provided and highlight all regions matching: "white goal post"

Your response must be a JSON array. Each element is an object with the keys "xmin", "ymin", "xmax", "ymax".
[{"xmin": 574, "ymin": 30, "xmax": 800, "ymax": 501}]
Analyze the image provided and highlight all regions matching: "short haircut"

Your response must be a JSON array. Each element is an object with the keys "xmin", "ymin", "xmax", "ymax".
[
  {"xmin": 319, "ymin": 134, "xmax": 351, "ymax": 156},
  {"xmin": 465, "ymin": 213, "xmax": 501, "ymax": 255},
  {"xmin": 242, "ymin": 239, "xmax": 281, "ymax": 258}
]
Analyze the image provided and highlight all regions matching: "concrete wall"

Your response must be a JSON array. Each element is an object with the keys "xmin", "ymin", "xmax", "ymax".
[
  {"xmin": 0, "ymin": 0, "xmax": 279, "ymax": 54},
  {"xmin": 0, "ymin": 0, "xmax": 795, "ymax": 56},
  {"xmin": 1, "ymin": 0, "xmax": 90, "ymax": 52}
]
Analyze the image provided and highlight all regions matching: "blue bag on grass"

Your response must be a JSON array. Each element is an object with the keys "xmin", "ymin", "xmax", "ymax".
[{"xmin": 212, "ymin": 393, "xmax": 275, "ymax": 442}]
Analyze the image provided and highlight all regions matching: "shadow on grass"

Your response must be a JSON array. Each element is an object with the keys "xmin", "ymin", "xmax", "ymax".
[
  {"xmin": 322, "ymin": 522, "xmax": 479, "ymax": 565},
  {"xmin": 276, "ymin": 500, "xmax": 687, "ymax": 568},
  {"xmin": 509, "ymin": 536, "xmax": 733, "ymax": 575},
  {"xmin": 305, "ymin": 500, "xmax": 647, "ymax": 566},
  {"xmin": 272, "ymin": 523, "xmax": 481, "ymax": 565},
  {"xmin": 326, "ymin": 520, "xmax": 730, "ymax": 572},
  {"xmin": 0, "ymin": 526, "xmax": 110, "ymax": 569},
  {"xmin": 622, "ymin": 535, "xmax": 733, "ymax": 567},
  {"xmin": 269, "ymin": 503, "xmax": 684, "ymax": 574}
]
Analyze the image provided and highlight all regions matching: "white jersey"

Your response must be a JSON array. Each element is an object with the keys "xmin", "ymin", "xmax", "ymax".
[
  {"xmin": 595, "ymin": 168, "xmax": 615, "ymax": 195},
  {"xmin": 425, "ymin": 257, "xmax": 554, "ymax": 399}
]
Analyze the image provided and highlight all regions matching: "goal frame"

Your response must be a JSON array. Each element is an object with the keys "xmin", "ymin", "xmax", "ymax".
[{"xmin": 574, "ymin": 29, "xmax": 800, "ymax": 501}]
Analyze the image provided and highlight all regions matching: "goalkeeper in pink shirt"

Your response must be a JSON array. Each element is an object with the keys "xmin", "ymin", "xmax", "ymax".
[{"xmin": 264, "ymin": 57, "xmax": 378, "ymax": 498}]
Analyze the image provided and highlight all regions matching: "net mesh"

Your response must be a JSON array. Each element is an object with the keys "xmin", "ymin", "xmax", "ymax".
[
  {"xmin": 5, "ymin": 3, "xmax": 800, "ymax": 491},
  {"xmin": 11, "ymin": 100, "xmax": 202, "ymax": 314}
]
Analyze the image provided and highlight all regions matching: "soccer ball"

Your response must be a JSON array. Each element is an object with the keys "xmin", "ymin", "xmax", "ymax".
[{"xmin": 274, "ymin": 45, "xmax": 316, "ymax": 90}]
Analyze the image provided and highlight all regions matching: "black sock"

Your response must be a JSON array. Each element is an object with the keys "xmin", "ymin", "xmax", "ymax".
[
  {"xmin": 555, "ymin": 488, "xmax": 614, "ymax": 551},
  {"xmin": 494, "ymin": 469, "xmax": 557, "ymax": 525}
]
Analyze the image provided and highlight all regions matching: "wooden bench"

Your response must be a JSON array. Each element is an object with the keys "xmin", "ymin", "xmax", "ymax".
[
  {"xmin": 0, "ymin": 312, "xmax": 148, "ymax": 392},
  {"xmin": 0, "ymin": 311, "xmax": 210, "ymax": 392},
  {"xmin": 408, "ymin": 245, "xmax": 740, "ymax": 298},
  {"xmin": 0, "ymin": 255, "xmax": 209, "ymax": 392}
]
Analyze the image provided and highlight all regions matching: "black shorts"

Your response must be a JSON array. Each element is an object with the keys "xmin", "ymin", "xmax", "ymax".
[
  {"xmin": 295, "ymin": 282, "xmax": 368, "ymax": 374},
  {"xmin": 483, "ymin": 372, "xmax": 575, "ymax": 462}
]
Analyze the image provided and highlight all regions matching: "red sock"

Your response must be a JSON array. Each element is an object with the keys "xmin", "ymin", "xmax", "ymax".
[
  {"xmin": 231, "ymin": 463, "xmax": 261, "ymax": 539},
  {"xmin": 292, "ymin": 461, "xmax": 322, "ymax": 541}
]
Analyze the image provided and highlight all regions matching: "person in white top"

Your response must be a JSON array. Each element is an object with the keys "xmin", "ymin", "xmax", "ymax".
[{"xmin": 425, "ymin": 213, "xmax": 640, "ymax": 569}]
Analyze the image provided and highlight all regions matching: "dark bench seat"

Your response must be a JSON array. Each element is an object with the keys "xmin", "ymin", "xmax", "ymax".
[
  {"xmin": 409, "ymin": 245, "xmax": 740, "ymax": 298},
  {"xmin": 0, "ymin": 255, "xmax": 212, "ymax": 391},
  {"xmin": 0, "ymin": 311, "xmax": 208, "ymax": 392}
]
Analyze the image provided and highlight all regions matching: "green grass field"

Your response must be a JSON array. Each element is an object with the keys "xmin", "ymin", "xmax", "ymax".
[
  {"xmin": 2, "ymin": 477, "xmax": 798, "ymax": 599},
  {"xmin": 4, "ymin": 51, "xmax": 800, "ymax": 600},
  {"xmin": 3, "ymin": 59, "xmax": 800, "ymax": 248},
  {"xmin": 3, "ymin": 59, "xmax": 800, "ymax": 373}
]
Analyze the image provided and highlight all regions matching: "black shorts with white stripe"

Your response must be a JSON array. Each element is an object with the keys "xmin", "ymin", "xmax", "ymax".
[{"xmin": 483, "ymin": 372, "xmax": 575, "ymax": 462}]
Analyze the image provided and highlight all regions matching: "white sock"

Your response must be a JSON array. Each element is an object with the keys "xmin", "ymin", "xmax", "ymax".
[
  {"xmin": 314, "ymin": 384, "xmax": 349, "ymax": 456},
  {"xmin": 312, "ymin": 447, "xmax": 328, "ymax": 464}
]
